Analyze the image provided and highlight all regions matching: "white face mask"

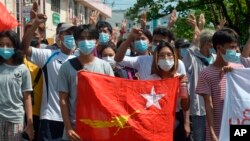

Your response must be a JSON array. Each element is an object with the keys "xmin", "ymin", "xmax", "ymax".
[
  {"xmin": 157, "ymin": 59, "xmax": 174, "ymax": 71},
  {"xmin": 102, "ymin": 56, "xmax": 116, "ymax": 67}
]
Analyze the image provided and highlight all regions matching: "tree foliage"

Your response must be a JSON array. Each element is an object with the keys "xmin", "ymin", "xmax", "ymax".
[{"xmin": 126, "ymin": 0, "xmax": 250, "ymax": 45}]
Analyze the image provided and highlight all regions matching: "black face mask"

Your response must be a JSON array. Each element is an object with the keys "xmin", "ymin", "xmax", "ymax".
[{"xmin": 30, "ymin": 38, "xmax": 40, "ymax": 47}]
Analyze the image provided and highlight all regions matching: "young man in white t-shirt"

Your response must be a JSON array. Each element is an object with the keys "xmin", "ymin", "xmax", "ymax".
[
  {"xmin": 57, "ymin": 24, "xmax": 114, "ymax": 141},
  {"xmin": 115, "ymin": 27, "xmax": 186, "ymax": 80},
  {"xmin": 22, "ymin": 13, "xmax": 77, "ymax": 140}
]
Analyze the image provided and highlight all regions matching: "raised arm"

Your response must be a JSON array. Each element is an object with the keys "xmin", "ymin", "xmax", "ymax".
[
  {"xmin": 167, "ymin": 9, "xmax": 177, "ymax": 30},
  {"xmin": 241, "ymin": 36, "xmax": 250, "ymax": 58},
  {"xmin": 140, "ymin": 12, "xmax": 147, "ymax": 30},
  {"xmin": 114, "ymin": 28, "xmax": 142, "ymax": 62},
  {"xmin": 118, "ymin": 19, "xmax": 127, "ymax": 41},
  {"xmin": 22, "ymin": 2, "xmax": 47, "ymax": 57},
  {"xmin": 187, "ymin": 14, "xmax": 200, "ymax": 47},
  {"xmin": 89, "ymin": 10, "xmax": 100, "ymax": 26},
  {"xmin": 198, "ymin": 13, "xmax": 205, "ymax": 31}
]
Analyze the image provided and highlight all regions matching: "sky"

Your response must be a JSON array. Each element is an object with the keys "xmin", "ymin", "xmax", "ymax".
[{"xmin": 104, "ymin": 0, "xmax": 137, "ymax": 10}]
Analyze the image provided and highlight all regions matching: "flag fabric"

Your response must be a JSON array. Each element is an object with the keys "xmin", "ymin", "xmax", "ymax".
[
  {"xmin": 219, "ymin": 68, "xmax": 250, "ymax": 141},
  {"xmin": 75, "ymin": 71, "xmax": 180, "ymax": 141},
  {"xmin": 0, "ymin": 2, "xmax": 19, "ymax": 32}
]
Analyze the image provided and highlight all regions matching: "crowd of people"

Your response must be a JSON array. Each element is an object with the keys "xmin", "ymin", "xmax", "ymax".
[{"xmin": 0, "ymin": 2, "xmax": 250, "ymax": 141}]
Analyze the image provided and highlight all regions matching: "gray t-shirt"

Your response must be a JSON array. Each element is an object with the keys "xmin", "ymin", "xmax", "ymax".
[
  {"xmin": 57, "ymin": 57, "xmax": 114, "ymax": 132},
  {"xmin": 0, "ymin": 63, "xmax": 32, "ymax": 123}
]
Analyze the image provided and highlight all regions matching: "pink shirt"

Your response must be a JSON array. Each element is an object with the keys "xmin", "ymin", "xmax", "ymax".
[{"xmin": 196, "ymin": 63, "xmax": 244, "ymax": 141}]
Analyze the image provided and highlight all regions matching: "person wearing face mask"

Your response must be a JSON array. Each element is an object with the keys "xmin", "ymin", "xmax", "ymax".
[
  {"xmin": 100, "ymin": 41, "xmax": 117, "ymax": 68},
  {"xmin": 22, "ymin": 11, "xmax": 77, "ymax": 140},
  {"xmin": 181, "ymin": 29, "xmax": 216, "ymax": 141},
  {"xmin": 45, "ymin": 22, "xmax": 65, "ymax": 50},
  {"xmin": 0, "ymin": 30, "xmax": 34, "ymax": 141},
  {"xmin": 57, "ymin": 24, "xmax": 114, "ymax": 141},
  {"xmin": 146, "ymin": 40, "xmax": 190, "ymax": 141},
  {"xmin": 96, "ymin": 21, "xmax": 113, "ymax": 52},
  {"xmin": 115, "ymin": 27, "xmax": 186, "ymax": 80},
  {"xmin": 196, "ymin": 28, "xmax": 244, "ymax": 141},
  {"xmin": 175, "ymin": 39, "xmax": 192, "ymax": 59}
]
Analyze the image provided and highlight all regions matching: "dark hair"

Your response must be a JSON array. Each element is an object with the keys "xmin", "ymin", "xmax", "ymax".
[
  {"xmin": 73, "ymin": 24, "xmax": 99, "ymax": 40},
  {"xmin": 175, "ymin": 39, "xmax": 191, "ymax": 49},
  {"xmin": 151, "ymin": 40, "xmax": 178, "ymax": 77},
  {"xmin": 99, "ymin": 41, "xmax": 116, "ymax": 57},
  {"xmin": 56, "ymin": 22, "xmax": 66, "ymax": 34},
  {"xmin": 41, "ymin": 39, "xmax": 49, "ymax": 45},
  {"xmin": 96, "ymin": 21, "xmax": 113, "ymax": 34},
  {"xmin": 116, "ymin": 38, "xmax": 126, "ymax": 49},
  {"xmin": 212, "ymin": 28, "xmax": 238, "ymax": 51},
  {"xmin": 153, "ymin": 27, "xmax": 175, "ymax": 42},
  {"xmin": 141, "ymin": 29, "xmax": 153, "ymax": 43},
  {"xmin": 0, "ymin": 30, "xmax": 24, "ymax": 65}
]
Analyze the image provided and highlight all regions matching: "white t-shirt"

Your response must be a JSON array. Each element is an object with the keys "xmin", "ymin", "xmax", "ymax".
[
  {"xmin": 30, "ymin": 47, "xmax": 75, "ymax": 121},
  {"xmin": 119, "ymin": 55, "xmax": 186, "ymax": 80}
]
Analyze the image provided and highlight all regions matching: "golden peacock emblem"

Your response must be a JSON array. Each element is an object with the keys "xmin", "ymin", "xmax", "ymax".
[{"xmin": 79, "ymin": 110, "xmax": 140, "ymax": 135}]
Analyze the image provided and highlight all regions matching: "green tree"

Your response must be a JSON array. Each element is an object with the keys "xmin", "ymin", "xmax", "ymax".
[{"xmin": 126, "ymin": 0, "xmax": 250, "ymax": 45}]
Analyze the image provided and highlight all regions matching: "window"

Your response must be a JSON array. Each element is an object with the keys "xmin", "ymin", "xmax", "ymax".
[
  {"xmin": 85, "ymin": 7, "xmax": 88, "ymax": 24},
  {"xmin": 51, "ymin": 0, "xmax": 60, "ymax": 13},
  {"xmin": 79, "ymin": 6, "xmax": 84, "ymax": 24},
  {"xmin": 68, "ymin": 0, "xmax": 74, "ymax": 20}
]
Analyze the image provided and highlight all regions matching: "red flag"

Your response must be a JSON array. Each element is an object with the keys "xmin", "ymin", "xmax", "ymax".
[
  {"xmin": 0, "ymin": 2, "xmax": 19, "ymax": 32},
  {"xmin": 76, "ymin": 71, "xmax": 180, "ymax": 141}
]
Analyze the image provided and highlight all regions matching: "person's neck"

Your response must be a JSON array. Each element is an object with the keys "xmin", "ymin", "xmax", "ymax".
[
  {"xmin": 61, "ymin": 46, "xmax": 72, "ymax": 55},
  {"xmin": 212, "ymin": 53, "xmax": 228, "ymax": 68},
  {"xmin": 79, "ymin": 53, "xmax": 95, "ymax": 65},
  {"xmin": 160, "ymin": 71, "xmax": 174, "ymax": 79},
  {"xmin": 200, "ymin": 47, "xmax": 210, "ymax": 57},
  {"xmin": 138, "ymin": 50, "xmax": 149, "ymax": 56},
  {"xmin": 5, "ymin": 59, "xmax": 14, "ymax": 65}
]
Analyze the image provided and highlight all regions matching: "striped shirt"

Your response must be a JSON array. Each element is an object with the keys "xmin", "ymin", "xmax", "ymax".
[{"xmin": 195, "ymin": 63, "xmax": 244, "ymax": 141}]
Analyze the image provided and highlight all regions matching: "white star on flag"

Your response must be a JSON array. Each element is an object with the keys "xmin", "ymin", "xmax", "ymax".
[{"xmin": 141, "ymin": 86, "xmax": 165, "ymax": 110}]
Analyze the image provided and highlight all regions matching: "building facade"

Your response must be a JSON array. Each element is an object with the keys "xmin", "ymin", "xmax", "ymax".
[{"xmin": 0, "ymin": 0, "xmax": 111, "ymax": 43}]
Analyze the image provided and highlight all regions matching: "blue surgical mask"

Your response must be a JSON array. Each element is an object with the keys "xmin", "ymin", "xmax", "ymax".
[
  {"xmin": 99, "ymin": 32, "xmax": 109, "ymax": 44},
  {"xmin": 209, "ymin": 48, "xmax": 216, "ymax": 54},
  {"xmin": 180, "ymin": 48, "xmax": 188, "ymax": 58},
  {"xmin": 63, "ymin": 35, "xmax": 76, "ymax": 50},
  {"xmin": 222, "ymin": 49, "xmax": 239, "ymax": 63},
  {"xmin": 78, "ymin": 40, "xmax": 96, "ymax": 55},
  {"xmin": 205, "ymin": 56, "xmax": 214, "ymax": 64},
  {"xmin": 0, "ymin": 48, "xmax": 15, "ymax": 60},
  {"xmin": 152, "ymin": 44, "xmax": 157, "ymax": 52},
  {"xmin": 134, "ymin": 40, "xmax": 148, "ymax": 53},
  {"xmin": 125, "ymin": 49, "xmax": 131, "ymax": 56}
]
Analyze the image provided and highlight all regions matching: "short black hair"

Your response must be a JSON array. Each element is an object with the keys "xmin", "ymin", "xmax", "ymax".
[
  {"xmin": 175, "ymin": 39, "xmax": 191, "ymax": 49},
  {"xmin": 212, "ymin": 28, "xmax": 238, "ymax": 51},
  {"xmin": 141, "ymin": 29, "xmax": 153, "ymax": 43},
  {"xmin": 56, "ymin": 22, "xmax": 66, "ymax": 34},
  {"xmin": 73, "ymin": 24, "xmax": 99, "ymax": 40},
  {"xmin": 99, "ymin": 41, "xmax": 116, "ymax": 57},
  {"xmin": 0, "ymin": 30, "xmax": 24, "ymax": 65},
  {"xmin": 153, "ymin": 27, "xmax": 175, "ymax": 42},
  {"xmin": 96, "ymin": 21, "xmax": 113, "ymax": 34}
]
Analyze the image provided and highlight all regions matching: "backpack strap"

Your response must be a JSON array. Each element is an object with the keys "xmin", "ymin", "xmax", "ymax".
[
  {"xmin": 69, "ymin": 57, "xmax": 83, "ymax": 71},
  {"xmin": 196, "ymin": 56, "xmax": 209, "ymax": 66},
  {"xmin": 41, "ymin": 51, "xmax": 60, "ymax": 103},
  {"xmin": 31, "ymin": 68, "xmax": 42, "ymax": 105},
  {"xmin": 43, "ymin": 51, "xmax": 60, "ymax": 68},
  {"xmin": 33, "ymin": 68, "xmax": 42, "ymax": 88}
]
